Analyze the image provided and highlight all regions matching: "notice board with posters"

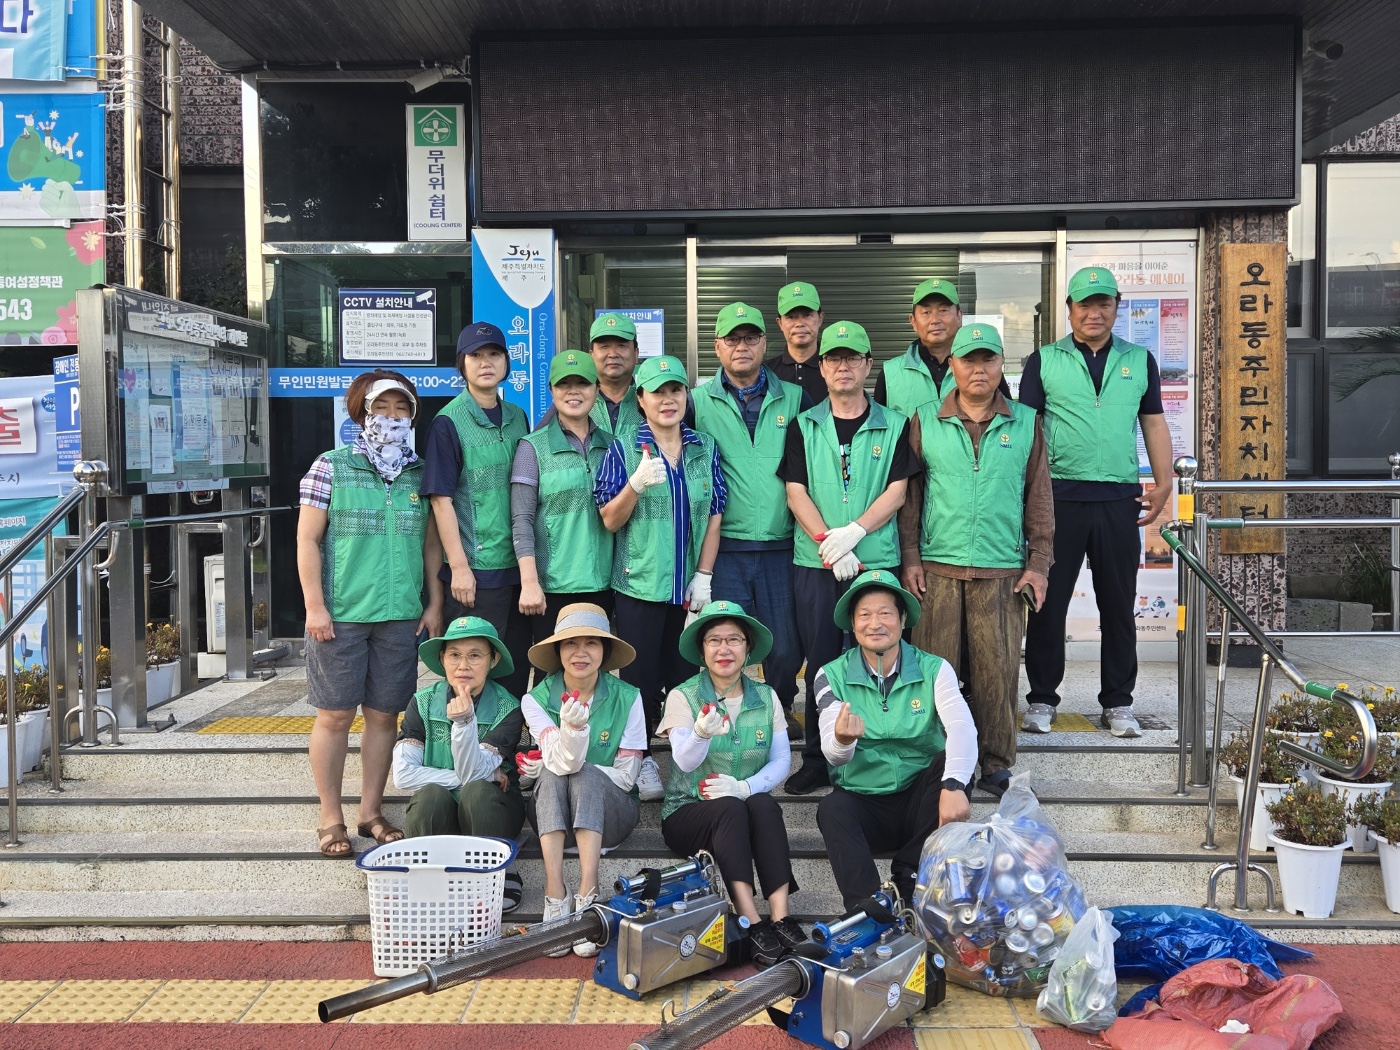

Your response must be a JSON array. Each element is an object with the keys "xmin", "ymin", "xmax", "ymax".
[
  {"xmin": 76, "ymin": 286, "xmax": 271, "ymax": 496},
  {"xmin": 1062, "ymin": 240, "xmax": 1198, "ymax": 647}
]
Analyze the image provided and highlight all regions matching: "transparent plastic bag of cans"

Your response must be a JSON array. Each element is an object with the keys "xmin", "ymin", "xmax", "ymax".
[
  {"xmin": 1036, "ymin": 906, "xmax": 1119, "ymax": 1032},
  {"xmin": 912, "ymin": 773, "xmax": 1089, "ymax": 998}
]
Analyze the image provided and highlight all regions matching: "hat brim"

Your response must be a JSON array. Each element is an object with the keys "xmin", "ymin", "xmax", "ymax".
[
  {"xmin": 636, "ymin": 375, "xmax": 690, "ymax": 392},
  {"xmin": 419, "ymin": 631, "xmax": 515, "ymax": 680},
  {"xmin": 951, "ymin": 343, "xmax": 1003, "ymax": 358},
  {"xmin": 678, "ymin": 609, "xmax": 774, "ymax": 668},
  {"xmin": 833, "ymin": 578, "xmax": 922, "ymax": 631},
  {"xmin": 527, "ymin": 624, "xmax": 637, "ymax": 675},
  {"xmin": 715, "ymin": 319, "xmax": 766, "ymax": 339},
  {"xmin": 1068, "ymin": 287, "xmax": 1119, "ymax": 302}
]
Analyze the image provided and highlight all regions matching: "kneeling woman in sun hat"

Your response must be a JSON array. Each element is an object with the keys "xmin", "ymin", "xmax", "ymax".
[
  {"xmin": 658, "ymin": 600, "xmax": 806, "ymax": 967},
  {"xmin": 520, "ymin": 603, "xmax": 646, "ymax": 956}
]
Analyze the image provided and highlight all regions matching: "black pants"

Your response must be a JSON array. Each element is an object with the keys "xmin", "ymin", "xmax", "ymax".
[
  {"xmin": 612, "ymin": 594, "xmax": 695, "ymax": 740},
  {"xmin": 529, "ymin": 590, "xmax": 615, "ymax": 646},
  {"xmin": 662, "ymin": 794, "xmax": 798, "ymax": 899},
  {"xmin": 1024, "ymin": 497, "xmax": 1141, "ymax": 709},
  {"xmin": 792, "ymin": 565, "xmax": 859, "ymax": 763},
  {"xmin": 817, "ymin": 753, "xmax": 960, "ymax": 910},
  {"xmin": 446, "ymin": 585, "xmax": 532, "ymax": 699}
]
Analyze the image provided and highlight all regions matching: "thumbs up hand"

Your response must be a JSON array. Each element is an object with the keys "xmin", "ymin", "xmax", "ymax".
[
  {"xmin": 628, "ymin": 444, "xmax": 668, "ymax": 493},
  {"xmin": 834, "ymin": 702, "xmax": 866, "ymax": 746}
]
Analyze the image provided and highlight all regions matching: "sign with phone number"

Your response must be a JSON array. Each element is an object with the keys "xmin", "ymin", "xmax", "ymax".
[{"xmin": 269, "ymin": 368, "xmax": 464, "ymax": 397}]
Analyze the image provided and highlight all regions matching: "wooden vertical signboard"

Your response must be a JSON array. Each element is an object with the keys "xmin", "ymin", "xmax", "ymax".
[{"xmin": 1218, "ymin": 242, "xmax": 1285, "ymax": 553}]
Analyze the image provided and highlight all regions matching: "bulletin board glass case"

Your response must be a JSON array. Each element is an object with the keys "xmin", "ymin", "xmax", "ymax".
[{"xmin": 76, "ymin": 286, "xmax": 271, "ymax": 496}]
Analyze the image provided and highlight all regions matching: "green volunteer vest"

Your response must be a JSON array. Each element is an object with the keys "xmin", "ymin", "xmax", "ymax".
[
  {"xmin": 529, "ymin": 671, "xmax": 641, "ymax": 798},
  {"xmin": 437, "ymin": 391, "xmax": 530, "ymax": 571},
  {"xmin": 693, "ymin": 369, "xmax": 802, "ymax": 542},
  {"xmin": 915, "ymin": 400, "xmax": 1037, "ymax": 569},
  {"xmin": 793, "ymin": 400, "xmax": 906, "ymax": 571},
  {"xmin": 520, "ymin": 421, "xmax": 614, "ymax": 593},
  {"xmin": 823, "ymin": 642, "xmax": 948, "ymax": 796},
  {"xmin": 1036, "ymin": 336, "xmax": 1149, "ymax": 484},
  {"xmin": 320, "ymin": 447, "xmax": 428, "ymax": 622},
  {"xmin": 661, "ymin": 673, "xmax": 775, "ymax": 819},
  {"xmin": 413, "ymin": 679, "xmax": 519, "ymax": 778},
  {"xmin": 881, "ymin": 343, "xmax": 955, "ymax": 416},
  {"xmin": 591, "ymin": 386, "xmax": 645, "ymax": 434},
  {"xmin": 611, "ymin": 429, "xmax": 717, "ymax": 602}
]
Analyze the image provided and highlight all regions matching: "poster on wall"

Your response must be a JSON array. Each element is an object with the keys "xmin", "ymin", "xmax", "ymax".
[
  {"xmin": 0, "ymin": 0, "xmax": 67, "ymax": 81},
  {"xmin": 471, "ymin": 228, "xmax": 556, "ymax": 424},
  {"xmin": 406, "ymin": 104, "xmax": 467, "ymax": 241},
  {"xmin": 0, "ymin": 91, "xmax": 108, "ymax": 221},
  {"xmin": 595, "ymin": 307, "xmax": 664, "ymax": 358},
  {"xmin": 1062, "ymin": 240, "xmax": 1197, "ymax": 646},
  {"xmin": 0, "ymin": 495, "xmax": 63, "ymax": 670},
  {"xmin": 0, "ymin": 373, "xmax": 75, "ymax": 499},
  {"xmin": 0, "ymin": 221, "xmax": 104, "ymax": 344},
  {"xmin": 338, "ymin": 288, "xmax": 437, "ymax": 365}
]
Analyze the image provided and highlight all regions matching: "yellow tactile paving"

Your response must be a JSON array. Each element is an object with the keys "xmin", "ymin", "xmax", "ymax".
[
  {"xmin": 348, "ymin": 980, "xmax": 476, "ymax": 1024},
  {"xmin": 129, "ymin": 980, "xmax": 268, "ymax": 1023},
  {"xmin": 914, "ymin": 1029, "xmax": 1037, "ymax": 1050},
  {"xmin": 910, "ymin": 985, "xmax": 1018, "ymax": 1028},
  {"xmin": 1008, "ymin": 998, "xmax": 1055, "ymax": 1027},
  {"xmin": 574, "ymin": 980, "xmax": 684, "ymax": 1024},
  {"xmin": 17, "ymin": 980, "xmax": 163, "ymax": 1023},
  {"xmin": 198, "ymin": 714, "xmax": 405, "ymax": 734},
  {"xmin": 239, "ymin": 979, "xmax": 372, "ymax": 1024},
  {"xmin": 0, "ymin": 981, "xmax": 58, "ymax": 1022},
  {"xmin": 462, "ymin": 978, "xmax": 582, "ymax": 1023},
  {"xmin": 1049, "ymin": 713, "xmax": 1097, "ymax": 733}
]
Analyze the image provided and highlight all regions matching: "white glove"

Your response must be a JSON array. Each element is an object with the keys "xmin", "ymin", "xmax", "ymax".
[
  {"xmin": 560, "ymin": 694, "xmax": 590, "ymax": 731},
  {"xmin": 693, "ymin": 702, "xmax": 729, "ymax": 740},
  {"xmin": 831, "ymin": 551, "xmax": 862, "ymax": 582},
  {"xmin": 628, "ymin": 446, "xmax": 668, "ymax": 493},
  {"xmin": 818, "ymin": 522, "xmax": 867, "ymax": 565},
  {"xmin": 699, "ymin": 773, "xmax": 751, "ymax": 800},
  {"xmin": 684, "ymin": 571, "xmax": 713, "ymax": 612}
]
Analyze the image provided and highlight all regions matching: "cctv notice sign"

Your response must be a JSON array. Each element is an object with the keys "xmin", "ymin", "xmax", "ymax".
[
  {"xmin": 338, "ymin": 288, "xmax": 437, "ymax": 365},
  {"xmin": 406, "ymin": 104, "xmax": 467, "ymax": 241}
]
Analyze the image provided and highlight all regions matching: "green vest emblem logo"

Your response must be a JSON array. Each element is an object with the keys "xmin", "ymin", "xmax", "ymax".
[
  {"xmin": 598, "ymin": 730, "xmax": 610, "ymax": 743},
  {"xmin": 999, "ymin": 432, "xmax": 1011, "ymax": 446},
  {"xmin": 1121, "ymin": 366, "xmax": 1131, "ymax": 377},
  {"xmin": 755, "ymin": 728, "xmax": 765, "ymax": 742},
  {"xmin": 872, "ymin": 444, "xmax": 882, "ymax": 457},
  {"xmin": 413, "ymin": 107, "xmax": 458, "ymax": 147},
  {"xmin": 910, "ymin": 697, "xmax": 922, "ymax": 712},
  {"xmin": 776, "ymin": 415, "xmax": 785, "ymax": 426}
]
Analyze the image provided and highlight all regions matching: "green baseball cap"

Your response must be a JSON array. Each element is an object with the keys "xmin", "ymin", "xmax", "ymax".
[
  {"xmin": 418, "ymin": 616, "xmax": 515, "ymax": 679},
  {"xmin": 634, "ymin": 354, "xmax": 690, "ymax": 391},
  {"xmin": 715, "ymin": 302, "xmax": 766, "ymax": 338},
  {"xmin": 591, "ymin": 312, "xmax": 638, "ymax": 342},
  {"xmin": 951, "ymin": 324, "xmax": 1004, "ymax": 357},
  {"xmin": 833, "ymin": 569, "xmax": 922, "ymax": 630},
  {"xmin": 549, "ymin": 349, "xmax": 598, "ymax": 385},
  {"xmin": 678, "ymin": 600, "xmax": 774, "ymax": 667},
  {"xmin": 1067, "ymin": 266, "xmax": 1120, "ymax": 301},
  {"xmin": 912, "ymin": 278, "xmax": 960, "ymax": 308},
  {"xmin": 777, "ymin": 281, "xmax": 821, "ymax": 316},
  {"xmin": 819, "ymin": 320, "xmax": 872, "ymax": 356}
]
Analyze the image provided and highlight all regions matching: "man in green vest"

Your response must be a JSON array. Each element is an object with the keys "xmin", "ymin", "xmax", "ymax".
[
  {"xmin": 813, "ymin": 570, "xmax": 978, "ymax": 908},
  {"xmin": 768, "ymin": 281, "xmax": 829, "ymax": 404},
  {"xmin": 897, "ymin": 324, "xmax": 1054, "ymax": 798},
  {"xmin": 1018, "ymin": 267, "xmax": 1174, "ymax": 738},
  {"xmin": 777, "ymin": 321, "xmax": 921, "ymax": 794},
  {"xmin": 874, "ymin": 278, "xmax": 962, "ymax": 415},
  {"xmin": 695, "ymin": 302, "xmax": 811, "ymax": 733},
  {"xmin": 421, "ymin": 321, "xmax": 532, "ymax": 697}
]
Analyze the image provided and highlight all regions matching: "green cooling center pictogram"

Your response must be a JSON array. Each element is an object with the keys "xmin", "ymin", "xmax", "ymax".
[{"xmin": 413, "ymin": 107, "xmax": 459, "ymax": 147}]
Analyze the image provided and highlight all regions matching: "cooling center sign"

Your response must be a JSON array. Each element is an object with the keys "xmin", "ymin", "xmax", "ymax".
[{"xmin": 405, "ymin": 104, "xmax": 467, "ymax": 241}]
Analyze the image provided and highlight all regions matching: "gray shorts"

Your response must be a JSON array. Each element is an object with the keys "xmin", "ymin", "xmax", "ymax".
[{"xmin": 305, "ymin": 618, "xmax": 419, "ymax": 713}]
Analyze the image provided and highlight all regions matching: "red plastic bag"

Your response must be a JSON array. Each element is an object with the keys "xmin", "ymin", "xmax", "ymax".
[{"xmin": 1104, "ymin": 958, "xmax": 1342, "ymax": 1050}]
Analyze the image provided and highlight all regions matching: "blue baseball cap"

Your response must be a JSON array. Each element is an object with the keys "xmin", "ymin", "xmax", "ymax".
[{"xmin": 456, "ymin": 321, "xmax": 507, "ymax": 356}]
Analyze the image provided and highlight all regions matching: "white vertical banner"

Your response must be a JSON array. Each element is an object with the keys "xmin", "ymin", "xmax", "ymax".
[{"xmin": 406, "ymin": 104, "xmax": 468, "ymax": 241}]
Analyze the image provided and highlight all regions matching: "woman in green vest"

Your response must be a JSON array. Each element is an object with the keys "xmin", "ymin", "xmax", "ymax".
[
  {"xmin": 519, "ymin": 603, "xmax": 646, "ymax": 957},
  {"xmin": 511, "ymin": 350, "xmax": 615, "ymax": 638},
  {"xmin": 297, "ymin": 370, "xmax": 443, "ymax": 858},
  {"xmin": 392, "ymin": 616, "xmax": 527, "ymax": 912},
  {"xmin": 658, "ymin": 601, "xmax": 807, "ymax": 968}
]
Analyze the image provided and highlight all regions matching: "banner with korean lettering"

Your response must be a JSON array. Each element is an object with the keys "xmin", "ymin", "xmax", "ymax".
[
  {"xmin": 0, "ymin": 221, "xmax": 103, "ymax": 344},
  {"xmin": 65, "ymin": 0, "xmax": 99, "ymax": 78},
  {"xmin": 406, "ymin": 104, "xmax": 467, "ymax": 241},
  {"xmin": 0, "ymin": 373, "xmax": 74, "ymax": 498},
  {"xmin": 1218, "ymin": 242, "xmax": 1285, "ymax": 553},
  {"xmin": 0, "ymin": 91, "xmax": 107, "ymax": 221},
  {"xmin": 0, "ymin": 0, "xmax": 66, "ymax": 81},
  {"xmin": 1062, "ymin": 240, "xmax": 1198, "ymax": 647},
  {"xmin": 0, "ymin": 495, "xmax": 63, "ymax": 670},
  {"xmin": 470, "ymin": 228, "xmax": 556, "ymax": 424}
]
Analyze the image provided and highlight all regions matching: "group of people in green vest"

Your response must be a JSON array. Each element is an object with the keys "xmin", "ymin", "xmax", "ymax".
[{"xmin": 296, "ymin": 264, "xmax": 1173, "ymax": 946}]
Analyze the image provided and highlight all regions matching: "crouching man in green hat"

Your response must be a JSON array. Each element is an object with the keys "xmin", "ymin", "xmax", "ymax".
[
  {"xmin": 814, "ymin": 570, "xmax": 979, "ymax": 910},
  {"xmin": 393, "ymin": 615, "xmax": 527, "ymax": 912}
]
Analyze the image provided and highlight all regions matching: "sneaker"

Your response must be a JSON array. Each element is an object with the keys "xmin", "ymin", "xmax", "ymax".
[
  {"xmin": 890, "ymin": 869, "xmax": 917, "ymax": 907},
  {"xmin": 502, "ymin": 869, "xmax": 524, "ymax": 914},
  {"xmin": 974, "ymin": 770, "xmax": 1012, "ymax": 798},
  {"xmin": 636, "ymin": 756, "xmax": 665, "ymax": 801},
  {"xmin": 1021, "ymin": 703, "xmax": 1057, "ymax": 733},
  {"xmin": 773, "ymin": 916, "xmax": 809, "ymax": 953},
  {"xmin": 784, "ymin": 762, "xmax": 829, "ymax": 795},
  {"xmin": 784, "ymin": 710, "xmax": 803, "ymax": 738},
  {"xmin": 1100, "ymin": 706, "xmax": 1142, "ymax": 738},
  {"xmin": 542, "ymin": 892, "xmax": 573, "ymax": 958},
  {"xmin": 748, "ymin": 919, "xmax": 786, "ymax": 968},
  {"xmin": 572, "ymin": 891, "xmax": 600, "ymax": 957}
]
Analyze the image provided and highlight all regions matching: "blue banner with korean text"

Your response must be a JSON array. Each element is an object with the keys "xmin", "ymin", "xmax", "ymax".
[
  {"xmin": 470, "ymin": 228, "xmax": 556, "ymax": 425},
  {"xmin": 0, "ymin": 0, "xmax": 66, "ymax": 81}
]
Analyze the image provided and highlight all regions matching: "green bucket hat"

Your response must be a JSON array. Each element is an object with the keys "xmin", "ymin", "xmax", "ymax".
[
  {"xmin": 911, "ymin": 278, "xmax": 960, "ymax": 308},
  {"xmin": 419, "ymin": 616, "xmax": 515, "ymax": 679},
  {"xmin": 550, "ymin": 349, "xmax": 598, "ymax": 385},
  {"xmin": 950, "ymin": 324, "xmax": 1004, "ymax": 357},
  {"xmin": 634, "ymin": 354, "xmax": 690, "ymax": 391},
  {"xmin": 1067, "ymin": 266, "xmax": 1119, "ymax": 301},
  {"xmin": 777, "ymin": 281, "xmax": 821, "ymax": 315},
  {"xmin": 591, "ymin": 312, "xmax": 638, "ymax": 342},
  {"xmin": 819, "ymin": 320, "xmax": 872, "ymax": 356},
  {"xmin": 715, "ymin": 302, "xmax": 766, "ymax": 338},
  {"xmin": 832, "ymin": 569, "xmax": 922, "ymax": 630},
  {"xmin": 678, "ymin": 600, "xmax": 774, "ymax": 667}
]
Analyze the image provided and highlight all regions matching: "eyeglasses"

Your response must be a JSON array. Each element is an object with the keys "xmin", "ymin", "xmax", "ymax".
[
  {"xmin": 442, "ymin": 650, "xmax": 492, "ymax": 666},
  {"xmin": 721, "ymin": 334, "xmax": 764, "ymax": 348},
  {"xmin": 703, "ymin": 635, "xmax": 748, "ymax": 650}
]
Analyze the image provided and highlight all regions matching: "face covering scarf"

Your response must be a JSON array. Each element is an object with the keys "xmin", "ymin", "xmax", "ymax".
[{"xmin": 359, "ymin": 414, "xmax": 414, "ymax": 482}]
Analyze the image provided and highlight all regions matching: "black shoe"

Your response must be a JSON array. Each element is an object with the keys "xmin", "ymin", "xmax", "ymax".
[
  {"xmin": 748, "ymin": 919, "xmax": 786, "ymax": 968},
  {"xmin": 784, "ymin": 710, "xmax": 803, "ymax": 738},
  {"xmin": 502, "ymin": 870, "xmax": 524, "ymax": 914},
  {"xmin": 975, "ymin": 771, "xmax": 1012, "ymax": 798},
  {"xmin": 890, "ymin": 870, "xmax": 917, "ymax": 907},
  {"xmin": 773, "ymin": 916, "xmax": 809, "ymax": 953},
  {"xmin": 784, "ymin": 763, "xmax": 829, "ymax": 795}
]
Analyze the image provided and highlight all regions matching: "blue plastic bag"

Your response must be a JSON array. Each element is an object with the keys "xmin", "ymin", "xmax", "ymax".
[{"xmin": 1106, "ymin": 905, "xmax": 1312, "ymax": 982}]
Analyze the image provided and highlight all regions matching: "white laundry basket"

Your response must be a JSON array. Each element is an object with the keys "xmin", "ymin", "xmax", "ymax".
[{"xmin": 358, "ymin": 834, "xmax": 518, "ymax": 977}]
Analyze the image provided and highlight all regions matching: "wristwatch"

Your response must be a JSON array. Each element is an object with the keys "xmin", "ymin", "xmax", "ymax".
[{"xmin": 941, "ymin": 777, "xmax": 967, "ymax": 793}]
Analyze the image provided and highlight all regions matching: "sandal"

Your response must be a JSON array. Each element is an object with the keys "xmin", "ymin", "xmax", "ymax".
[
  {"xmin": 318, "ymin": 824, "xmax": 353, "ymax": 858},
  {"xmin": 356, "ymin": 817, "xmax": 405, "ymax": 845},
  {"xmin": 502, "ymin": 870, "xmax": 524, "ymax": 914}
]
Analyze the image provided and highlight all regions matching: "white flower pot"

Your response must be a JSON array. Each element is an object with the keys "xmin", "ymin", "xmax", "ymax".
[
  {"xmin": 1316, "ymin": 773, "xmax": 1393, "ymax": 853},
  {"xmin": 146, "ymin": 661, "xmax": 177, "ymax": 703},
  {"xmin": 0, "ymin": 717, "xmax": 29, "ymax": 786},
  {"xmin": 19, "ymin": 708, "xmax": 47, "ymax": 772},
  {"xmin": 1374, "ymin": 835, "xmax": 1400, "ymax": 914},
  {"xmin": 1267, "ymin": 833, "xmax": 1347, "ymax": 918},
  {"xmin": 1267, "ymin": 728, "xmax": 1322, "ymax": 750},
  {"xmin": 1230, "ymin": 775, "xmax": 1289, "ymax": 851}
]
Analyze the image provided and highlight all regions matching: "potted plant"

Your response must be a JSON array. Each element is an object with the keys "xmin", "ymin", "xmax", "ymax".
[
  {"xmin": 1315, "ymin": 731, "xmax": 1397, "ymax": 852},
  {"xmin": 1367, "ymin": 686, "xmax": 1400, "ymax": 738},
  {"xmin": 1267, "ymin": 693, "xmax": 1325, "ymax": 746},
  {"xmin": 1265, "ymin": 783, "xmax": 1350, "ymax": 919},
  {"xmin": 1218, "ymin": 730, "xmax": 1301, "ymax": 851},
  {"xmin": 145, "ymin": 621, "xmax": 181, "ymax": 703},
  {"xmin": 1353, "ymin": 792, "xmax": 1400, "ymax": 914},
  {"xmin": 0, "ymin": 694, "xmax": 31, "ymax": 786},
  {"xmin": 0, "ymin": 666, "xmax": 51, "ymax": 773}
]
